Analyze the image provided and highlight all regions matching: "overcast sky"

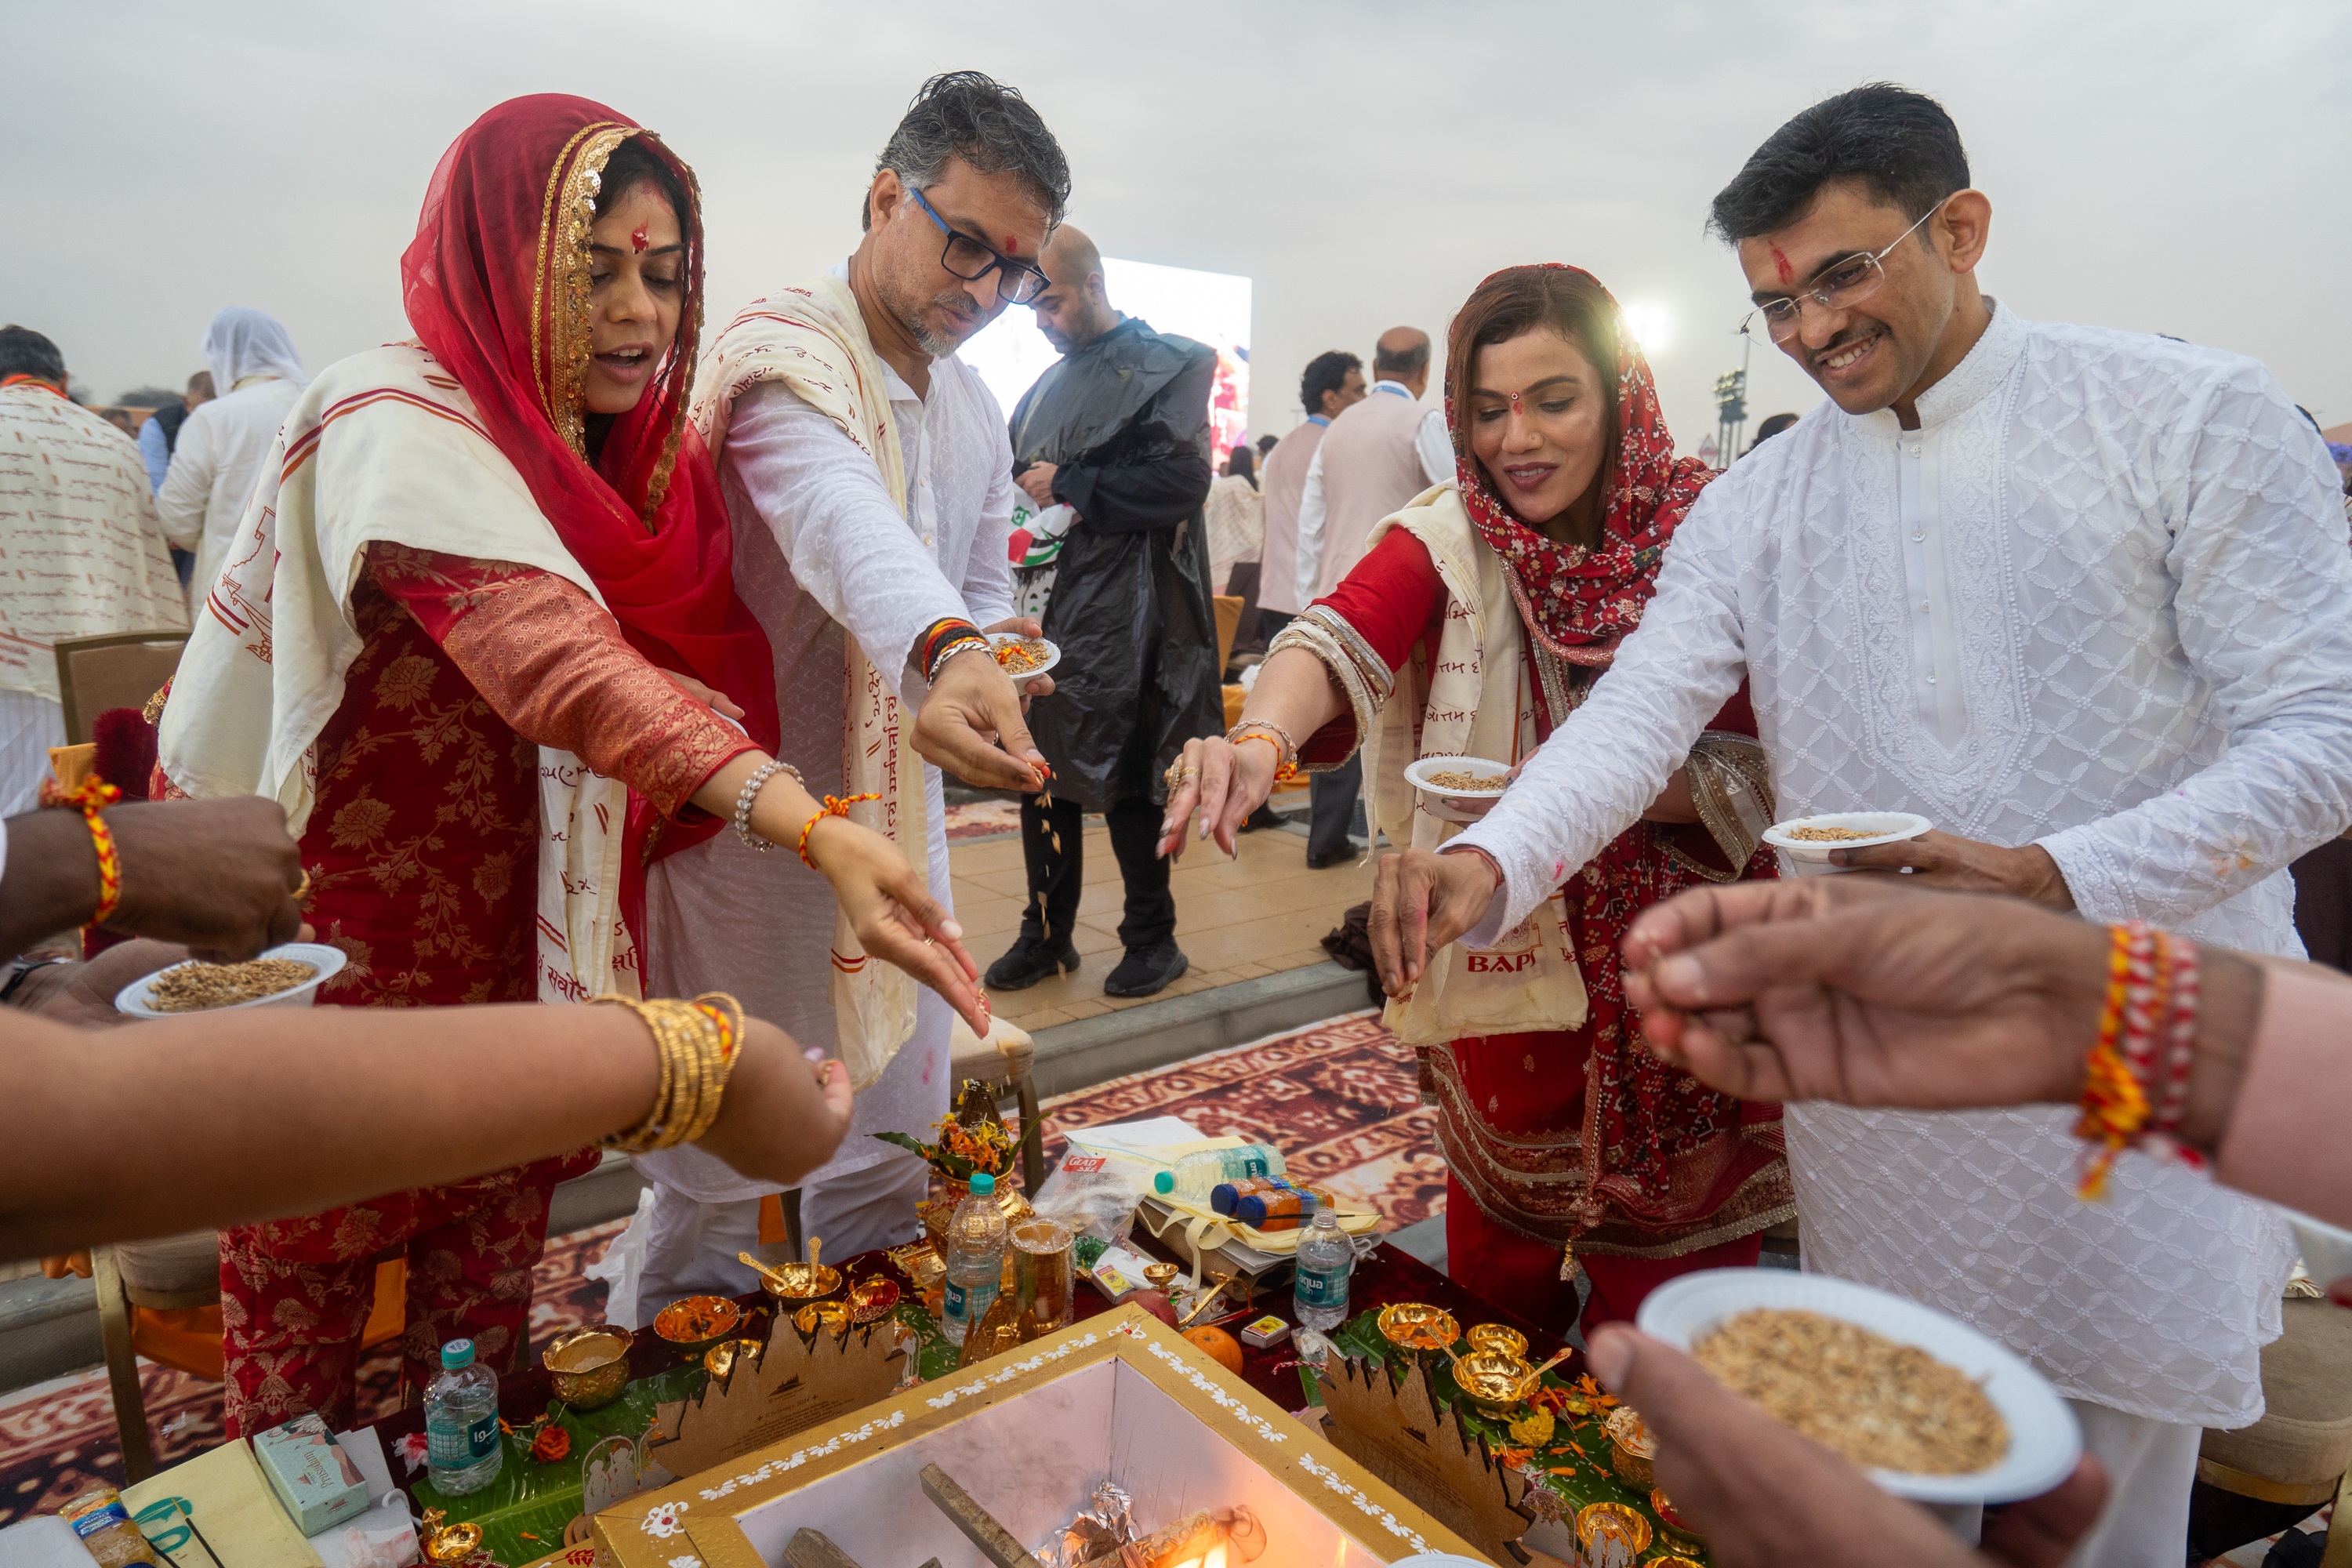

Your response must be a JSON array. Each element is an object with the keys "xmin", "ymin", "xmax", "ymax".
[{"xmin": 12, "ymin": 0, "xmax": 2347, "ymax": 453}]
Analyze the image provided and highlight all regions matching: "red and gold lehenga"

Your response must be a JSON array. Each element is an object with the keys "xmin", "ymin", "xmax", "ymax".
[
  {"xmin": 157, "ymin": 96, "xmax": 780, "ymax": 1432},
  {"xmin": 1272, "ymin": 266, "xmax": 1792, "ymax": 1333}
]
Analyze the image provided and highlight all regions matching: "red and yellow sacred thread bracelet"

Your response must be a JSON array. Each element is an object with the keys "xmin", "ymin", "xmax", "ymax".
[
  {"xmin": 796, "ymin": 791, "xmax": 881, "ymax": 869},
  {"xmin": 38, "ymin": 777, "xmax": 123, "ymax": 925},
  {"xmin": 2073, "ymin": 920, "xmax": 2203, "ymax": 1200}
]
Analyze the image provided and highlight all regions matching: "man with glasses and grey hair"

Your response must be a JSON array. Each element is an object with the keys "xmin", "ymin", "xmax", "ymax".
[
  {"xmin": 615, "ymin": 71, "xmax": 1069, "ymax": 1316},
  {"xmin": 1361, "ymin": 83, "xmax": 2352, "ymax": 1564}
]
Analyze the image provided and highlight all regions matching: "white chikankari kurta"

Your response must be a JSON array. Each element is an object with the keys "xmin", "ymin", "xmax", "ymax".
[{"xmin": 1454, "ymin": 301, "xmax": 2352, "ymax": 1425}]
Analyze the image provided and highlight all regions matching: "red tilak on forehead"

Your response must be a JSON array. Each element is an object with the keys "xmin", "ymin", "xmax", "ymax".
[
  {"xmin": 1770, "ymin": 245, "xmax": 1793, "ymax": 285},
  {"xmin": 1003, "ymin": 235, "xmax": 1019, "ymax": 253},
  {"xmin": 630, "ymin": 225, "xmax": 650, "ymax": 254}
]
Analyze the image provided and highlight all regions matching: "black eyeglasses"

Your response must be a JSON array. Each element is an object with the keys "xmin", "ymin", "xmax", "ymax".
[{"xmin": 908, "ymin": 187, "xmax": 1048, "ymax": 306}]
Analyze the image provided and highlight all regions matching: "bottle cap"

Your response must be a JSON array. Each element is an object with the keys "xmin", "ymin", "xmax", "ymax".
[
  {"xmin": 440, "ymin": 1338, "xmax": 475, "ymax": 1370},
  {"xmin": 1154, "ymin": 1171, "xmax": 1174, "ymax": 1195},
  {"xmin": 969, "ymin": 1172, "xmax": 995, "ymax": 1195}
]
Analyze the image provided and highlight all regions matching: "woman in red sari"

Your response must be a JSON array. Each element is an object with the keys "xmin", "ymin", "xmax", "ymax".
[
  {"xmin": 1159, "ymin": 266, "xmax": 1790, "ymax": 1333},
  {"xmin": 158, "ymin": 96, "xmax": 985, "ymax": 1433}
]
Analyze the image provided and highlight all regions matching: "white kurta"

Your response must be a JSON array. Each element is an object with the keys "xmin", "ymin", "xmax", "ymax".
[
  {"xmin": 1454, "ymin": 301, "xmax": 2352, "ymax": 1427},
  {"xmin": 641, "ymin": 347, "xmax": 1017, "ymax": 1204},
  {"xmin": 156, "ymin": 376, "xmax": 303, "ymax": 597}
]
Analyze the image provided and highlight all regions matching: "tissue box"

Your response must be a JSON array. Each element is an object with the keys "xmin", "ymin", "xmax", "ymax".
[{"xmin": 252, "ymin": 1414, "xmax": 368, "ymax": 1536}]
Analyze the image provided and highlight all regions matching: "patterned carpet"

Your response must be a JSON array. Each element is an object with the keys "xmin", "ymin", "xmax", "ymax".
[{"xmin": 0, "ymin": 1010, "xmax": 1435, "ymax": 1523}]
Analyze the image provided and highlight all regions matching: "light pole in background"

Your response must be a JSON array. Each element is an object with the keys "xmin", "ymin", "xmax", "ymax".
[{"xmin": 1710, "ymin": 332, "xmax": 1754, "ymax": 468}]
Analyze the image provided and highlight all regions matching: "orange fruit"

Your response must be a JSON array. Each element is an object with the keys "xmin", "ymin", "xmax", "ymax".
[{"xmin": 1184, "ymin": 1325, "xmax": 1244, "ymax": 1373}]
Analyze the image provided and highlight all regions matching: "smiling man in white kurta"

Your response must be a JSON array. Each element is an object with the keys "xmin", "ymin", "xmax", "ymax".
[
  {"xmin": 1380, "ymin": 87, "xmax": 2352, "ymax": 1566},
  {"xmin": 617, "ymin": 72, "xmax": 1071, "ymax": 1316}
]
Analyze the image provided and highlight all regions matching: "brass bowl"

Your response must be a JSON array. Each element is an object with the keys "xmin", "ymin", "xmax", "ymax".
[
  {"xmin": 422, "ymin": 1522, "xmax": 483, "ymax": 1566},
  {"xmin": 542, "ymin": 1323, "xmax": 633, "ymax": 1410},
  {"xmin": 1652, "ymin": 1558, "xmax": 1705, "ymax": 1568},
  {"xmin": 1650, "ymin": 1488, "xmax": 1704, "ymax": 1552},
  {"xmin": 1452, "ymin": 1349, "xmax": 1539, "ymax": 1417},
  {"xmin": 1606, "ymin": 1405, "xmax": 1657, "ymax": 1490},
  {"xmin": 794, "ymin": 1300, "xmax": 851, "ymax": 1337},
  {"xmin": 703, "ymin": 1337, "xmax": 764, "ymax": 1382},
  {"xmin": 1375, "ymin": 1301, "xmax": 1461, "ymax": 1354},
  {"xmin": 1573, "ymin": 1501, "xmax": 1651, "ymax": 1567},
  {"xmin": 760, "ymin": 1262, "xmax": 843, "ymax": 1303},
  {"xmin": 653, "ymin": 1294, "xmax": 744, "ymax": 1359},
  {"xmin": 846, "ymin": 1276, "xmax": 901, "ymax": 1324},
  {"xmin": 1465, "ymin": 1323, "xmax": 1526, "ymax": 1359}
]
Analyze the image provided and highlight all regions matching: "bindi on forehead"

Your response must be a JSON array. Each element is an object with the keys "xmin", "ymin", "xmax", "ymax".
[
  {"xmin": 630, "ymin": 225, "xmax": 650, "ymax": 254},
  {"xmin": 1770, "ymin": 245, "xmax": 1793, "ymax": 285}
]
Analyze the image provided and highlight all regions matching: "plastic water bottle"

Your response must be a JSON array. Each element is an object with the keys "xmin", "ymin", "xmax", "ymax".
[
  {"xmin": 424, "ymin": 1338, "xmax": 503, "ymax": 1496},
  {"xmin": 1293, "ymin": 1208, "xmax": 1354, "ymax": 1332},
  {"xmin": 943, "ymin": 1171, "xmax": 1011, "ymax": 1345},
  {"xmin": 1164, "ymin": 1145, "xmax": 1286, "ymax": 1204}
]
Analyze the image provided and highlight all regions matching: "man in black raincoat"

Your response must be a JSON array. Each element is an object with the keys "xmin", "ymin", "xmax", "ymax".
[{"xmin": 985, "ymin": 226, "xmax": 1222, "ymax": 997}]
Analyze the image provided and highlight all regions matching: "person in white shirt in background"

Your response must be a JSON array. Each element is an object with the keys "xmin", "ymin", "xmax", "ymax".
[
  {"xmin": 0, "ymin": 327, "xmax": 187, "ymax": 814},
  {"xmin": 1371, "ymin": 83, "xmax": 2352, "ymax": 1568},
  {"xmin": 612, "ymin": 72, "xmax": 1065, "ymax": 1320},
  {"xmin": 156, "ymin": 308, "xmax": 307, "ymax": 598},
  {"xmin": 1291, "ymin": 326, "xmax": 1452, "ymax": 868}
]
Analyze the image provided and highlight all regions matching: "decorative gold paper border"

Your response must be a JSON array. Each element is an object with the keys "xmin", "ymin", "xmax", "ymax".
[{"xmin": 592, "ymin": 1305, "xmax": 1490, "ymax": 1568}]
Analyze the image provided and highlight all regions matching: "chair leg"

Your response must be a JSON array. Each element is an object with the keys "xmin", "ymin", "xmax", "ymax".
[
  {"xmin": 2320, "ymin": 1466, "xmax": 2352, "ymax": 1568},
  {"xmin": 1015, "ymin": 1074, "xmax": 1045, "ymax": 1196},
  {"xmin": 93, "ymin": 1249, "xmax": 158, "ymax": 1483}
]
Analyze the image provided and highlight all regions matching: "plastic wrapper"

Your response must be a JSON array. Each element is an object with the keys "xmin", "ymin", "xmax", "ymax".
[{"xmin": 1029, "ymin": 1150, "xmax": 1150, "ymax": 1246}]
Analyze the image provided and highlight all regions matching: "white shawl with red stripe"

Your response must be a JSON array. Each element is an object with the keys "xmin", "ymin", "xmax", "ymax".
[{"xmin": 156, "ymin": 342, "xmax": 637, "ymax": 1001}]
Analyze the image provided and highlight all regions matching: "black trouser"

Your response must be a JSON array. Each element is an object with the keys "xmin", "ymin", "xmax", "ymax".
[
  {"xmin": 1308, "ymin": 754, "xmax": 1363, "ymax": 863},
  {"xmin": 1017, "ymin": 793, "xmax": 1176, "ymax": 953}
]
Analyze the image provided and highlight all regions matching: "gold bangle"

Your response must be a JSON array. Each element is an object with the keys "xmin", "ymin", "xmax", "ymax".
[{"xmin": 595, "ymin": 993, "xmax": 748, "ymax": 1152}]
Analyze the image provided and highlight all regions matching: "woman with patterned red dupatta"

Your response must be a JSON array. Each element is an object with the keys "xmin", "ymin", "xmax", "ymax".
[
  {"xmin": 158, "ymin": 96, "xmax": 987, "ymax": 1434},
  {"xmin": 1157, "ymin": 266, "xmax": 1791, "ymax": 1334}
]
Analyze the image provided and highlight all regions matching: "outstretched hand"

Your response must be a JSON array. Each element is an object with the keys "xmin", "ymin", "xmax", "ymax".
[
  {"xmin": 1367, "ymin": 847, "xmax": 1500, "ymax": 996},
  {"xmin": 1157, "ymin": 736, "xmax": 1278, "ymax": 859},
  {"xmin": 1586, "ymin": 1324, "xmax": 2107, "ymax": 1568},
  {"xmin": 915, "ymin": 630, "xmax": 1049, "ymax": 793},
  {"xmin": 804, "ymin": 816, "xmax": 989, "ymax": 1036},
  {"xmin": 1621, "ymin": 878, "xmax": 2111, "ymax": 1112}
]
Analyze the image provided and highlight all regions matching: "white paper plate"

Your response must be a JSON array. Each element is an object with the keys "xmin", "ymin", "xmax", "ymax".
[
  {"xmin": 115, "ymin": 942, "xmax": 347, "ymax": 1018},
  {"xmin": 1637, "ymin": 1268, "xmax": 2081, "ymax": 1504},
  {"xmin": 1761, "ymin": 811, "xmax": 1932, "ymax": 877},
  {"xmin": 1403, "ymin": 756, "xmax": 1514, "ymax": 824},
  {"xmin": 985, "ymin": 633, "xmax": 1059, "ymax": 684}
]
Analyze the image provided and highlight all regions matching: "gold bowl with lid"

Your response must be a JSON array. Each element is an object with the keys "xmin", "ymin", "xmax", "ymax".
[{"xmin": 542, "ymin": 1323, "xmax": 633, "ymax": 1410}]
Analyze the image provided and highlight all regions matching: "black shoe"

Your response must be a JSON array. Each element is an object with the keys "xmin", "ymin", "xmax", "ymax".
[
  {"xmin": 1236, "ymin": 804, "xmax": 1286, "ymax": 834},
  {"xmin": 1104, "ymin": 939, "xmax": 1189, "ymax": 998},
  {"xmin": 984, "ymin": 935, "xmax": 1080, "ymax": 991},
  {"xmin": 1305, "ymin": 847, "xmax": 1359, "ymax": 869}
]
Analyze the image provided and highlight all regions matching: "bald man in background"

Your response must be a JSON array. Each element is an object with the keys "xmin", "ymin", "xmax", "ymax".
[
  {"xmin": 1291, "ymin": 326, "xmax": 1453, "ymax": 867},
  {"xmin": 989, "ymin": 226, "xmax": 1223, "ymax": 998}
]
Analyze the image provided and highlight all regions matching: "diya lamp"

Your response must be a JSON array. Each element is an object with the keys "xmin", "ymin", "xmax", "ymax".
[
  {"xmin": 1650, "ymin": 1487, "xmax": 1704, "ymax": 1553},
  {"xmin": 1374, "ymin": 1301, "xmax": 1461, "ymax": 1356},
  {"xmin": 652, "ymin": 1294, "xmax": 743, "ymax": 1363},
  {"xmin": 1142, "ymin": 1261, "xmax": 1181, "ymax": 1294},
  {"xmin": 541, "ymin": 1323, "xmax": 632, "ymax": 1410},
  {"xmin": 1465, "ymin": 1323, "xmax": 1526, "ymax": 1359},
  {"xmin": 419, "ymin": 1510, "xmax": 483, "ymax": 1567},
  {"xmin": 1604, "ymin": 1404, "xmax": 1657, "ymax": 1490},
  {"xmin": 1573, "ymin": 1501, "xmax": 1651, "ymax": 1568}
]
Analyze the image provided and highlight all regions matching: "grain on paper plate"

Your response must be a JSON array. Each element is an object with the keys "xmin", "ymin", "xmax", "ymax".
[{"xmin": 1693, "ymin": 1308, "xmax": 2008, "ymax": 1474}]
